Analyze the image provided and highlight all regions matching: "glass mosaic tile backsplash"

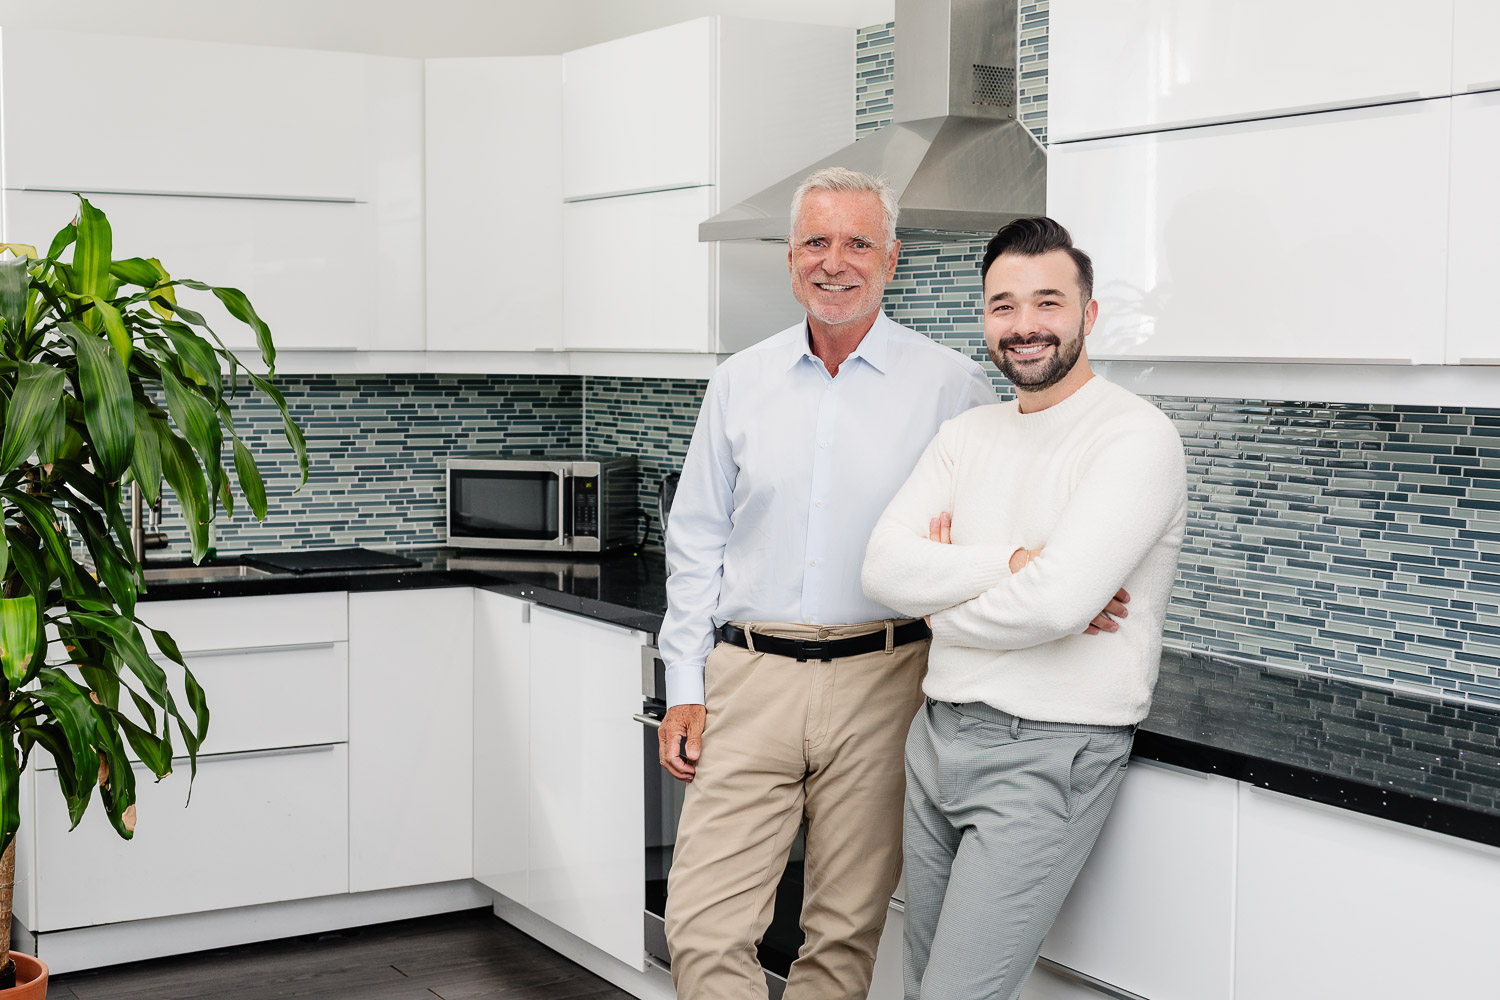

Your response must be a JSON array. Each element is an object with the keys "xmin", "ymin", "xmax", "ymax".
[{"xmin": 149, "ymin": 6, "xmax": 1500, "ymax": 708}]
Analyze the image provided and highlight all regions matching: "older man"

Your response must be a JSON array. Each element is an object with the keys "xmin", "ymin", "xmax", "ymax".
[
  {"xmin": 863, "ymin": 217, "xmax": 1188, "ymax": 1000},
  {"xmin": 656, "ymin": 167, "xmax": 995, "ymax": 999}
]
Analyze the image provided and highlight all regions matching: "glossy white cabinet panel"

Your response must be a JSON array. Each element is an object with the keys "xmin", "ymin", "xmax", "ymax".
[
  {"xmin": 34, "ymin": 744, "xmax": 349, "ymax": 930},
  {"xmin": 1049, "ymin": 101, "xmax": 1451, "ymax": 363},
  {"xmin": 136, "ymin": 592, "xmax": 348, "ymax": 652},
  {"xmin": 528, "ymin": 607, "xmax": 646, "ymax": 971},
  {"xmin": 1050, "ymin": 1, "xmax": 1454, "ymax": 141},
  {"xmin": 1042, "ymin": 761, "xmax": 1237, "ymax": 1000},
  {"xmin": 1446, "ymin": 92, "xmax": 1500, "ymax": 363},
  {"xmin": 563, "ymin": 19, "xmax": 715, "ymax": 199},
  {"xmin": 563, "ymin": 187, "xmax": 715, "ymax": 353},
  {"xmin": 426, "ymin": 57, "xmax": 562, "ymax": 352},
  {"xmin": 473, "ymin": 590, "xmax": 532, "ymax": 904},
  {"xmin": 349, "ymin": 589, "xmax": 474, "ymax": 892},
  {"xmin": 1453, "ymin": 0, "xmax": 1500, "ymax": 94},
  {"xmin": 1, "ymin": 30, "xmax": 369, "ymax": 200},
  {"xmin": 867, "ymin": 902, "xmax": 905, "ymax": 1000},
  {"xmin": 363, "ymin": 54, "xmax": 427, "ymax": 353},
  {"xmin": 1235, "ymin": 786, "xmax": 1500, "ymax": 999},
  {"xmin": 3, "ymin": 190, "xmax": 384, "ymax": 354}
]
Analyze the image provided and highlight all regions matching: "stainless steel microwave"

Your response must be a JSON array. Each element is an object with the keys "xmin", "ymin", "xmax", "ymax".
[{"xmin": 446, "ymin": 455, "xmax": 639, "ymax": 553}]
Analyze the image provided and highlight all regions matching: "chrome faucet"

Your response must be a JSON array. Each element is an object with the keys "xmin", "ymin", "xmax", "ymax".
[{"xmin": 130, "ymin": 480, "xmax": 169, "ymax": 566}]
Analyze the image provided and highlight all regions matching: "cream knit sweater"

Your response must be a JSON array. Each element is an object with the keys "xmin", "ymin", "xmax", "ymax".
[{"xmin": 862, "ymin": 377, "xmax": 1187, "ymax": 725}]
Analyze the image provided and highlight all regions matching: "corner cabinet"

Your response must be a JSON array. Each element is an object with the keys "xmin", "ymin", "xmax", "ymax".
[
  {"xmin": 560, "ymin": 17, "xmax": 853, "ymax": 360},
  {"xmin": 472, "ymin": 589, "xmax": 533, "ymax": 904}
]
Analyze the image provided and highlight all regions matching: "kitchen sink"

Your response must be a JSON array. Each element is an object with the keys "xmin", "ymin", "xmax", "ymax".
[{"xmin": 141, "ymin": 563, "xmax": 275, "ymax": 583}]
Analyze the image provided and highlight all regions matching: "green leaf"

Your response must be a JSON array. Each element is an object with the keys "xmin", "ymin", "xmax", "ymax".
[
  {"xmin": 85, "ymin": 294, "xmax": 132, "ymax": 363},
  {"xmin": 113, "ymin": 713, "xmax": 172, "ymax": 780},
  {"xmin": 0, "ymin": 254, "xmax": 32, "ymax": 337},
  {"xmin": 146, "ymin": 259, "xmax": 176, "ymax": 322},
  {"xmin": 246, "ymin": 372, "xmax": 308, "ymax": 487},
  {"xmin": 73, "ymin": 197, "xmax": 112, "ymax": 298},
  {"xmin": 0, "ymin": 736, "xmax": 18, "ymax": 856},
  {"xmin": 129, "ymin": 406, "xmax": 164, "ymax": 508},
  {"xmin": 0, "ymin": 523, "xmax": 9, "ymax": 585},
  {"xmin": 161, "ymin": 321, "xmax": 222, "ymax": 397},
  {"xmin": 0, "ymin": 362, "xmax": 67, "ymax": 474},
  {"xmin": 224, "ymin": 407, "xmax": 267, "ymax": 520},
  {"xmin": 179, "ymin": 281, "xmax": 275, "ymax": 372},
  {"xmin": 108, "ymin": 258, "xmax": 161, "ymax": 287},
  {"xmin": 45, "ymin": 218, "xmax": 77, "ymax": 262},
  {"xmin": 158, "ymin": 424, "xmax": 211, "ymax": 560},
  {"xmin": 161, "ymin": 367, "xmax": 224, "ymax": 507},
  {"xmin": 60, "ymin": 321, "xmax": 136, "ymax": 482},
  {"xmin": 32, "ymin": 671, "xmax": 99, "ymax": 828},
  {"xmin": 5, "ymin": 489, "xmax": 95, "ymax": 605},
  {"xmin": 0, "ymin": 596, "xmax": 39, "ymax": 688}
]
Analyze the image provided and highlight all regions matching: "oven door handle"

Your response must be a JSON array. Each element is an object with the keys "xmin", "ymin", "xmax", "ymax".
[{"xmin": 632, "ymin": 712, "xmax": 663, "ymax": 729}]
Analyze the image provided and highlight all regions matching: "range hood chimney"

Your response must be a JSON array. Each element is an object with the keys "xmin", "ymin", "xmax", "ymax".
[{"xmin": 699, "ymin": 0, "xmax": 1046, "ymax": 244}]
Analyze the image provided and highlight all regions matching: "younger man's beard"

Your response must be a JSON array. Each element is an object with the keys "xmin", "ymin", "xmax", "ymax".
[{"xmin": 989, "ymin": 319, "xmax": 1086, "ymax": 392}]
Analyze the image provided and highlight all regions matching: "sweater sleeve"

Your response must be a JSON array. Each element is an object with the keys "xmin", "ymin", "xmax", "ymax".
[
  {"xmin": 862, "ymin": 419, "xmax": 1014, "ymax": 618},
  {"xmin": 929, "ymin": 419, "xmax": 1186, "ymax": 650}
]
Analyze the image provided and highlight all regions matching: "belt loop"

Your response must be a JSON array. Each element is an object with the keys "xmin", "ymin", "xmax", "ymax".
[
  {"xmin": 1010, "ymin": 716, "xmax": 1021, "ymax": 739},
  {"xmin": 743, "ymin": 624, "xmax": 756, "ymax": 654},
  {"xmin": 884, "ymin": 620, "xmax": 895, "ymax": 654}
]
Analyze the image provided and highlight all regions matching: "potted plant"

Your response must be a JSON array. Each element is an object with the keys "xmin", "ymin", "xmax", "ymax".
[{"xmin": 0, "ymin": 196, "xmax": 307, "ymax": 995}]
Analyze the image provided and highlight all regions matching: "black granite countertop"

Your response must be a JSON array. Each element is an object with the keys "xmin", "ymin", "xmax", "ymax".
[{"xmin": 139, "ymin": 546, "xmax": 1500, "ymax": 848}]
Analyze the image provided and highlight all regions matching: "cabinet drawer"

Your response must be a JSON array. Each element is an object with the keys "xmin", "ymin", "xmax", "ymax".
[
  {"xmin": 136, "ymin": 592, "xmax": 348, "ymax": 652},
  {"xmin": 33, "ymin": 744, "xmax": 349, "ymax": 930}
]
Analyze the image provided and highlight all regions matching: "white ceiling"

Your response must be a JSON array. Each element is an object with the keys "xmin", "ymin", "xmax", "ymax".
[{"xmin": 0, "ymin": 0, "xmax": 895, "ymax": 56}]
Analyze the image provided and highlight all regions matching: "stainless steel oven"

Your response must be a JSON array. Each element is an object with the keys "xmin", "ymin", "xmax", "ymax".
[
  {"xmin": 636, "ymin": 644, "xmax": 805, "ymax": 998},
  {"xmin": 446, "ymin": 454, "xmax": 638, "ymax": 553}
]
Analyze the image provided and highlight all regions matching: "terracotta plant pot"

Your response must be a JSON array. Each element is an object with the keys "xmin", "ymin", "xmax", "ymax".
[{"xmin": 3, "ymin": 953, "xmax": 48, "ymax": 999}]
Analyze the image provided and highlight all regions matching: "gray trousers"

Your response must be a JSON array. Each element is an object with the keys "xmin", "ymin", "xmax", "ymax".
[{"xmin": 903, "ymin": 698, "xmax": 1134, "ymax": 1000}]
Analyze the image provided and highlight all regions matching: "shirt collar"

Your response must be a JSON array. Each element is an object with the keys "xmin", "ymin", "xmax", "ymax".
[{"xmin": 787, "ymin": 311, "xmax": 893, "ymax": 375}]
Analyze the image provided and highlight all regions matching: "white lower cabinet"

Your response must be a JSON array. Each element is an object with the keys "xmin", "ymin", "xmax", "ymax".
[
  {"xmin": 34, "ymin": 744, "xmax": 349, "ymax": 929},
  {"xmin": 473, "ymin": 590, "xmax": 533, "ymax": 903},
  {"xmin": 349, "ymin": 588, "xmax": 475, "ymax": 892},
  {"xmin": 527, "ymin": 606, "xmax": 647, "ymax": 970},
  {"xmin": 1234, "ymin": 785, "xmax": 1500, "ymax": 999},
  {"xmin": 1042, "ymin": 759, "xmax": 1238, "ymax": 1000}
]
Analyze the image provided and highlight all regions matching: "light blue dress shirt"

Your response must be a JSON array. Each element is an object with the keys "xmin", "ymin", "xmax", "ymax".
[{"xmin": 660, "ymin": 311, "xmax": 997, "ymax": 707}]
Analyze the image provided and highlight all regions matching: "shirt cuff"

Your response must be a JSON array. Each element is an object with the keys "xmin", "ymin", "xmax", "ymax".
[{"xmin": 666, "ymin": 662, "xmax": 706, "ymax": 707}]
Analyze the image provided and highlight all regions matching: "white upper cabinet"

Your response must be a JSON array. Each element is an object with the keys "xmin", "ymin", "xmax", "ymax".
[
  {"xmin": 1453, "ymin": 0, "xmax": 1500, "ymax": 94},
  {"xmin": 1446, "ymin": 91, "xmax": 1500, "ymax": 364},
  {"xmin": 1049, "ymin": 0, "xmax": 1455, "ymax": 141},
  {"xmin": 1049, "ymin": 100, "xmax": 1451, "ymax": 363},
  {"xmin": 2, "ymin": 30, "xmax": 371, "ymax": 199},
  {"xmin": 564, "ymin": 19, "xmax": 715, "ymax": 200},
  {"xmin": 426, "ymin": 57, "xmax": 563, "ymax": 353}
]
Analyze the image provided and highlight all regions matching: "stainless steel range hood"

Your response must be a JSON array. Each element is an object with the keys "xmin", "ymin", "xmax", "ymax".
[{"xmin": 699, "ymin": 0, "xmax": 1045, "ymax": 244}]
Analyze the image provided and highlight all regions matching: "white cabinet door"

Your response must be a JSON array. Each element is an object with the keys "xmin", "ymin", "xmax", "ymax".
[
  {"xmin": 1235, "ymin": 786, "xmax": 1500, "ymax": 999},
  {"xmin": 1049, "ymin": 101, "xmax": 1451, "ymax": 363},
  {"xmin": 1446, "ymin": 91, "xmax": 1500, "ymax": 363},
  {"xmin": 867, "ymin": 901, "xmax": 905, "ymax": 1000},
  {"xmin": 3, "ymin": 189, "xmax": 379, "ymax": 354},
  {"xmin": 426, "ymin": 57, "xmax": 563, "ymax": 352},
  {"xmin": 1041, "ymin": 760, "xmax": 1237, "ymax": 1000},
  {"xmin": 473, "ymin": 590, "xmax": 532, "ymax": 903},
  {"xmin": 562, "ymin": 19, "xmax": 715, "ymax": 199},
  {"xmin": 528, "ymin": 606, "xmax": 646, "ymax": 970},
  {"xmin": 0, "ymin": 29, "xmax": 376, "ymax": 200},
  {"xmin": 1049, "ymin": 1, "xmax": 1454, "ymax": 141},
  {"xmin": 349, "ymin": 589, "xmax": 475, "ymax": 892},
  {"xmin": 1453, "ymin": 0, "xmax": 1500, "ymax": 94},
  {"xmin": 562, "ymin": 186, "xmax": 715, "ymax": 353},
  {"xmin": 34, "ymin": 744, "xmax": 349, "ymax": 930}
]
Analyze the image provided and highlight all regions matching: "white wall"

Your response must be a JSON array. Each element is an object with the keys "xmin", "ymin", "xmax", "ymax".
[{"xmin": 0, "ymin": 0, "xmax": 893, "ymax": 56}]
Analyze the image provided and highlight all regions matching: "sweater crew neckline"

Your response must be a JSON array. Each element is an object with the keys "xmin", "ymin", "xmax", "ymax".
[{"xmin": 1012, "ymin": 374, "xmax": 1107, "ymax": 431}]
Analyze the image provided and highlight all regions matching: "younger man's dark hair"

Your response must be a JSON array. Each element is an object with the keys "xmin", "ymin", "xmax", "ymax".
[{"xmin": 980, "ymin": 217, "xmax": 1094, "ymax": 302}]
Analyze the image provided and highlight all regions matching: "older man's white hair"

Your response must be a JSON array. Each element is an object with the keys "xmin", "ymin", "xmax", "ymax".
[{"xmin": 789, "ymin": 167, "xmax": 899, "ymax": 248}]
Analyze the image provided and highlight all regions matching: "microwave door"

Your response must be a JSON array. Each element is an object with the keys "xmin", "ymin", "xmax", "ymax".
[{"xmin": 451, "ymin": 466, "xmax": 570, "ymax": 549}]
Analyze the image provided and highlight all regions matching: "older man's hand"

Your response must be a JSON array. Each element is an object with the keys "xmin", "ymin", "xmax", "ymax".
[{"xmin": 659, "ymin": 703, "xmax": 707, "ymax": 782}]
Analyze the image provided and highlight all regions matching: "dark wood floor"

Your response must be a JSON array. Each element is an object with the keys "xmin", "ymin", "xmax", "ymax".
[{"xmin": 49, "ymin": 908, "xmax": 637, "ymax": 1000}]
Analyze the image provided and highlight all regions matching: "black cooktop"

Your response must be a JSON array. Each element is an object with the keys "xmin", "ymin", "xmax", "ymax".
[{"xmin": 242, "ymin": 547, "xmax": 422, "ymax": 574}]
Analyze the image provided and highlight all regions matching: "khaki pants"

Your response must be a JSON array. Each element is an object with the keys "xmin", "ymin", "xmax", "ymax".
[{"xmin": 665, "ymin": 621, "xmax": 928, "ymax": 1000}]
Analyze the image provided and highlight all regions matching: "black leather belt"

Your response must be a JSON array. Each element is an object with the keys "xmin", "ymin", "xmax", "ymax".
[{"xmin": 717, "ymin": 621, "xmax": 931, "ymax": 662}]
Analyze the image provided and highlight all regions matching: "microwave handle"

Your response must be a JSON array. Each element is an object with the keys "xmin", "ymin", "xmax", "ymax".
[{"xmin": 556, "ymin": 469, "xmax": 571, "ymax": 547}]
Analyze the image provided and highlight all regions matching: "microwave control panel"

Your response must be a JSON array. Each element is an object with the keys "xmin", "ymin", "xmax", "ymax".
[{"xmin": 572, "ymin": 477, "xmax": 600, "ymax": 538}]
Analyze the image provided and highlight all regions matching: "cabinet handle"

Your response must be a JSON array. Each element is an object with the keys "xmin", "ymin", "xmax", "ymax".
[
  {"xmin": 132, "ymin": 743, "xmax": 339, "ymax": 770},
  {"xmin": 22, "ymin": 185, "xmax": 360, "ymax": 204},
  {"xmin": 1035, "ymin": 958, "xmax": 1149, "ymax": 1000},
  {"xmin": 563, "ymin": 182, "xmax": 711, "ymax": 203},
  {"xmin": 632, "ymin": 713, "xmax": 663, "ymax": 729}
]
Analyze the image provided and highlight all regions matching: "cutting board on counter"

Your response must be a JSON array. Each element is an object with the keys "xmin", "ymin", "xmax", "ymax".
[{"xmin": 242, "ymin": 548, "xmax": 421, "ymax": 574}]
